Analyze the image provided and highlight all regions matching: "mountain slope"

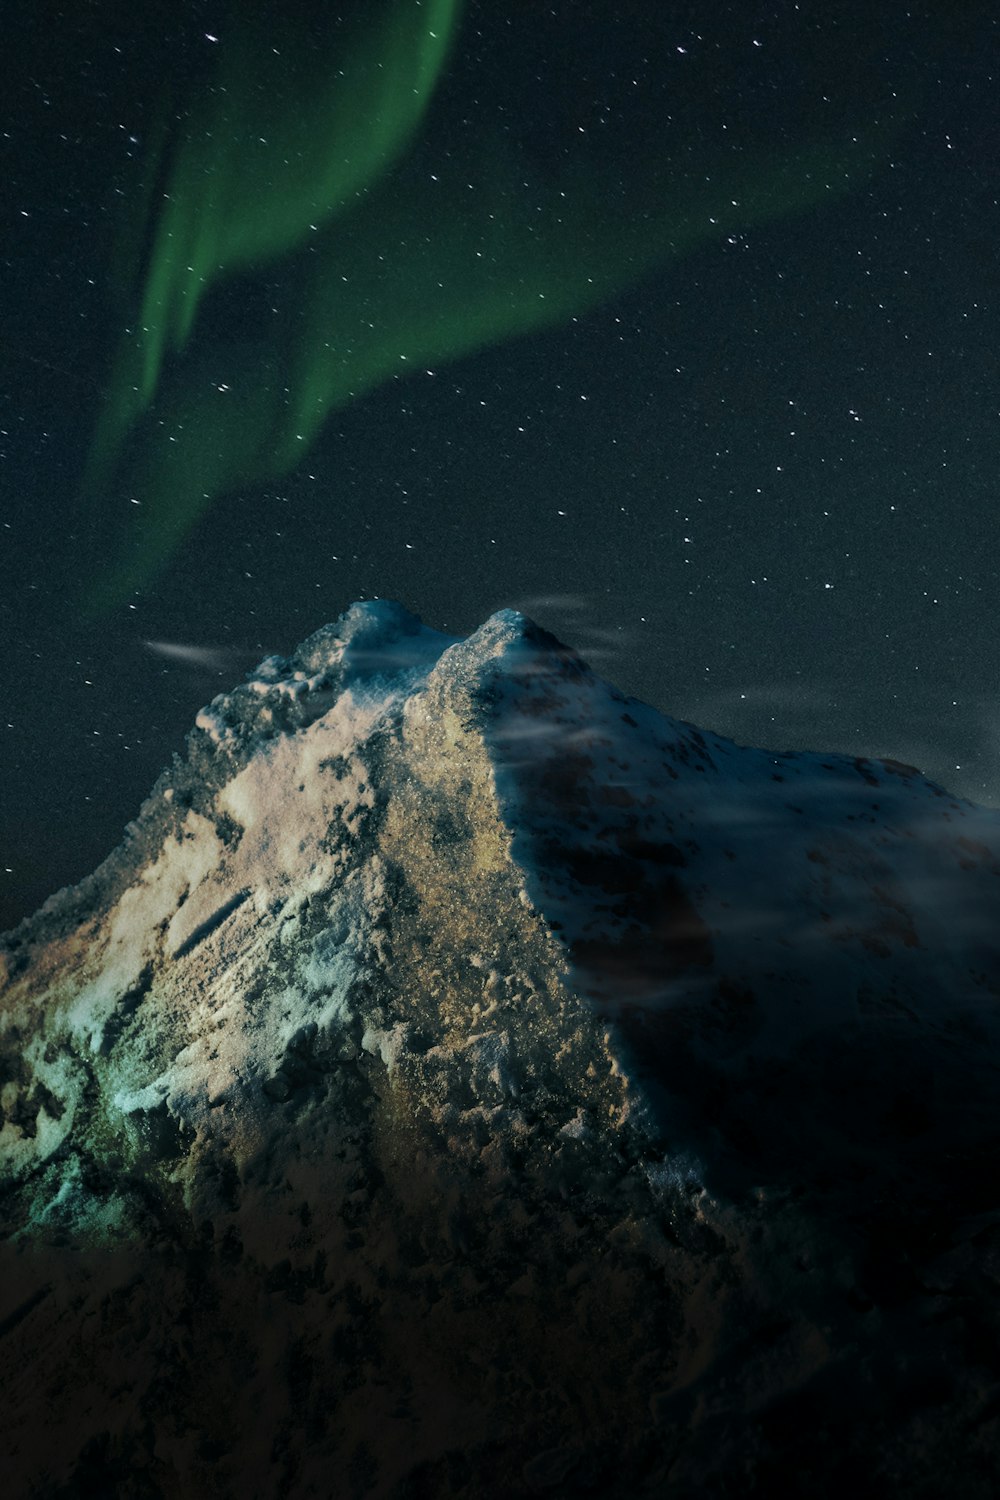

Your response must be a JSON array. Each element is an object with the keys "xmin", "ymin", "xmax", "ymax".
[{"xmin": 2, "ymin": 600, "xmax": 999, "ymax": 1498}]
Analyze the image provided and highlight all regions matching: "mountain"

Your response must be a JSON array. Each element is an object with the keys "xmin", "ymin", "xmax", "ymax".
[{"xmin": 2, "ymin": 599, "xmax": 1000, "ymax": 1498}]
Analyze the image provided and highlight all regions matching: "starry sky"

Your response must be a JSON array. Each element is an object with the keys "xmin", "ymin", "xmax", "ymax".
[{"xmin": 2, "ymin": 0, "xmax": 997, "ymax": 934}]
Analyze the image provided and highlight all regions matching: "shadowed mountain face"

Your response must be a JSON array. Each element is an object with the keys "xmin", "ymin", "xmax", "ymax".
[{"xmin": 2, "ymin": 601, "xmax": 1000, "ymax": 1498}]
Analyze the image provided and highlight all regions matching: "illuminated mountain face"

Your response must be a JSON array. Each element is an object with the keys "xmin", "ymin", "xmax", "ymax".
[{"xmin": 2, "ymin": 601, "xmax": 999, "ymax": 1497}]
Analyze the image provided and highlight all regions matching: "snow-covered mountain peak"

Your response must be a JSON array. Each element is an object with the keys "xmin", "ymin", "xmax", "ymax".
[{"xmin": 3, "ymin": 601, "xmax": 1000, "ymax": 1498}]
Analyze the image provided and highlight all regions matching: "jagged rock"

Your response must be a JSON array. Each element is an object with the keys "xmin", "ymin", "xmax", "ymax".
[{"xmin": 2, "ymin": 600, "xmax": 999, "ymax": 1498}]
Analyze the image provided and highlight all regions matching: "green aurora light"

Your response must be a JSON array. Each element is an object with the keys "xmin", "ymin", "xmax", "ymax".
[{"xmin": 81, "ymin": 0, "xmax": 902, "ymax": 611}]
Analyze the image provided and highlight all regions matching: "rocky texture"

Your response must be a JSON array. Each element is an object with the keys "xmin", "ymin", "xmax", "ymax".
[{"xmin": 2, "ymin": 600, "xmax": 1000, "ymax": 1498}]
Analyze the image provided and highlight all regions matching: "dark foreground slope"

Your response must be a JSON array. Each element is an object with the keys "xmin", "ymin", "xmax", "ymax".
[{"xmin": 2, "ymin": 601, "xmax": 999, "ymax": 1498}]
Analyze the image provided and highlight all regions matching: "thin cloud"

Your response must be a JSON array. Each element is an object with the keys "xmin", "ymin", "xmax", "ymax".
[{"xmin": 142, "ymin": 641, "xmax": 259, "ymax": 673}]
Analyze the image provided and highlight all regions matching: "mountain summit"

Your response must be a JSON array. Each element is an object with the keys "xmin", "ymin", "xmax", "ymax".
[{"xmin": 3, "ymin": 601, "xmax": 1000, "ymax": 1497}]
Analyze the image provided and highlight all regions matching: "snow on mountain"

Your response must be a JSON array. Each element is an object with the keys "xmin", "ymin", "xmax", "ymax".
[{"xmin": 2, "ymin": 600, "xmax": 999, "ymax": 1498}]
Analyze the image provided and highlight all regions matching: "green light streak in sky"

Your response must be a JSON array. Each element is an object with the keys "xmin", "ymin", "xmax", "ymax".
[
  {"xmin": 82, "ymin": 1, "xmax": 902, "ymax": 612},
  {"xmin": 86, "ymin": 0, "xmax": 462, "ymax": 503}
]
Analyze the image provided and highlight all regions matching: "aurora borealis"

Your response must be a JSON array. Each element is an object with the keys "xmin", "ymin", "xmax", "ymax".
[
  {"xmin": 80, "ymin": 0, "xmax": 899, "ymax": 608},
  {"xmin": 84, "ymin": 0, "xmax": 465, "ymax": 598}
]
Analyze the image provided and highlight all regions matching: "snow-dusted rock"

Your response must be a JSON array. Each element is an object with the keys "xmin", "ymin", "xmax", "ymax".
[{"xmin": 2, "ymin": 600, "xmax": 999, "ymax": 1498}]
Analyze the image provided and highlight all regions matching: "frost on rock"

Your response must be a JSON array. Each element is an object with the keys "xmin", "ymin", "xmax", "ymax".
[{"xmin": 2, "ymin": 599, "xmax": 1000, "ymax": 1499}]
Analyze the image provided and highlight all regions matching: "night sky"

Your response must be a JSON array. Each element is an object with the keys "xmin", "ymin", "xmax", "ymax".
[{"xmin": 2, "ymin": 0, "xmax": 997, "ymax": 934}]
